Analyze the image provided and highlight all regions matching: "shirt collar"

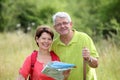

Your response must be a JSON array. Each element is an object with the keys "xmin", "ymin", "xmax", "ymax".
[{"xmin": 57, "ymin": 29, "xmax": 78, "ymax": 46}]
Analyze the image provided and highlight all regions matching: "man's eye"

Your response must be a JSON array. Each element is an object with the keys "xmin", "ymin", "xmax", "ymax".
[{"xmin": 56, "ymin": 23, "xmax": 61, "ymax": 26}]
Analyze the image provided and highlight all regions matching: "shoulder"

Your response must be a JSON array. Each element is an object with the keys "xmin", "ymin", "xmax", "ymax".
[
  {"xmin": 75, "ymin": 30, "xmax": 89, "ymax": 37},
  {"xmin": 24, "ymin": 50, "xmax": 38, "ymax": 63},
  {"xmin": 31, "ymin": 50, "xmax": 38, "ymax": 58},
  {"xmin": 52, "ymin": 36, "xmax": 60, "ymax": 46},
  {"xmin": 53, "ymin": 36, "xmax": 60, "ymax": 42},
  {"xmin": 50, "ymin": 51, "xmax": 58, "ymax": 57},
  {"xmin": 50, "ymin": 51, "xmax": 60, "ymax": 61},
  {"xmin": 74, "ymin": 30, "xmax": 91, "ymax": 40},
  {"xmin": 19, "ymin": 54, "xmax": 32, "ymax": 77},
  {"xmin": 24, "ymin": 55, "xmax": 31, "ymax": 63}
]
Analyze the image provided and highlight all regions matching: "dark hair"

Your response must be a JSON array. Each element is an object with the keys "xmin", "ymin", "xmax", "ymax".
[{"xmin": 35, "ymin": 25, "xmax": 54, "ymax": 46}]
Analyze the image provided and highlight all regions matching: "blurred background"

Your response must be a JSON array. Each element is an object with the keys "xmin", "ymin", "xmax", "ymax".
[{"xmin": 0, "ymin": 0, "xmax": 120, "ymax": 80}]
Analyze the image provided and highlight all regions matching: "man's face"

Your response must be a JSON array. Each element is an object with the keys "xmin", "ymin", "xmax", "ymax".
[{"xmin": 54, "ymin": 17, "xmax": 72, "ymax": 36}]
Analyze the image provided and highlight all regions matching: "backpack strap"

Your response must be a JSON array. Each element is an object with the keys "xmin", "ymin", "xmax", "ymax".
[
  {"xmin": 29, "ymin": 50, "xmax": 38, "ymax": 80},
  {"xmin": 28, "ymin": 50, "xmax": 59, "ymax": 80},
  {"xmin": 50, "ymin": 51, "xmax": 60, "ymax": 61}
]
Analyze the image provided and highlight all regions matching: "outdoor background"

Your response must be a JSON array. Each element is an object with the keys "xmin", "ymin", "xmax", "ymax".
[{"xmin": 0, "ymin": 0, "xmax": 120, "ymax": 80}]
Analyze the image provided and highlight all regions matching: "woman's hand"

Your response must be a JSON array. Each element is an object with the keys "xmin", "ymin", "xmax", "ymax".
[{"xmin": 63, "ymin": 69, "xmax": 71, "ymax": 80}]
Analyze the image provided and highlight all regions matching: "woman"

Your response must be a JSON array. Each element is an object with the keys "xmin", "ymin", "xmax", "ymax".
[{"xmin": 17, "ymin": 25, "xmax": 60, "ymax": 80}]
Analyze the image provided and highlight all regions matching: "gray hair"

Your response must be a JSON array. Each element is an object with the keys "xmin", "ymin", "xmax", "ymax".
[{"xmin": 52, "ymin": 12, "xmax": 72, "ymax": 25}]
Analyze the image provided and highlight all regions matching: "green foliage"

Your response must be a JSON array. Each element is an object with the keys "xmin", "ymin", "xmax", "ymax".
[
  {"xmin": 0, "ymin": 0, "xmax": 19, "ymax": 31},
  {"xmin": 17, "ymin": 1, "xmax": 39, "ymax": 32},
  {"xmin": 95, "ymin": 0, "xmax": 120, "ymax": 40},
  {"xmin": 98, "ymin": 0, "xmax": 120, "ymax": 22},
  {"xmin": 0, "ymin": 0, "xmax": 120, "ymax": 44},
  {"xmin": 108, "ymin": 19, "xmax": 120, "ymax": 47},
  {"xmin": 38, "ymin": 6, "xmax": 57, "ymax": 25}
]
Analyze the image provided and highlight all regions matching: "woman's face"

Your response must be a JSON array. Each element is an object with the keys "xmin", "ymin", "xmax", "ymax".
[{"xmin": 36, "ymin": 32, "xmax": 53, "ymax": 50}]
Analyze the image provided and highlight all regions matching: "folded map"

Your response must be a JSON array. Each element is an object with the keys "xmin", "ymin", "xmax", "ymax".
[{"xmin": 41, "ymin": 61, "xmax": 76, "ymax": 80}]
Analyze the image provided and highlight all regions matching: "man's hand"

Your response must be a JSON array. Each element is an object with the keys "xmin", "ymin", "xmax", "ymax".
[
  {"xmin": 82, "ymin": 47, "xmax": 90, "ymax": 61},
  {"xmin": 82, "ymin": 47, "xmax": 98, "ymax": 68}
]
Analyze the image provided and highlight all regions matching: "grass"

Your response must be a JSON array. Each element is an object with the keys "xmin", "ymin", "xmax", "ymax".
[
  {"xmin": 0, "ymin": 32, "xmax": 37, "ymax": 80},
  {"xmin": 0, "ymin": 32, "xmax": 120, "ymax": 80},
  {"xmin": 96, "ymin": 40, "xmax": 120, "ymax": 80}
]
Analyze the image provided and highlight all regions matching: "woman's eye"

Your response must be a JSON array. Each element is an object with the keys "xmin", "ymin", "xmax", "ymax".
[
  {"xmin": 41, "ymin": 37, "xmax": 46, "ymax": 40},
  {"xmin": 48, "ymin": 38, "xmax": 52, "ymax": 41}
]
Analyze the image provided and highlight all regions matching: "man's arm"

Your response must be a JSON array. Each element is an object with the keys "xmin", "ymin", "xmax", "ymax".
[
  {"xmin": 82, "ymin": 47, "xmax": 99, "ymax": 68},
  {"xmin": 86, "ymin": 57, "xmax": 98, "ymax": 68}
]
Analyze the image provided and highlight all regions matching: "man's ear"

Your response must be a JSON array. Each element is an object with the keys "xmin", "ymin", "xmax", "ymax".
[{"xmin": 70, "ymin": 22, "xmax": 72, "ymax": 26}]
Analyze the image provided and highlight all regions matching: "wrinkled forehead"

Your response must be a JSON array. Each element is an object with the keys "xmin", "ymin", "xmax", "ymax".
[{"xmin": 55, "ymin": 17, "xmax": 69, "ymax": 23}]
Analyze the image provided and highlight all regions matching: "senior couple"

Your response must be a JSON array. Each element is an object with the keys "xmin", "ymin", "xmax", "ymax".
[{"xmin": 17, "ymin": 12, "xmax": 99, "ymax": 80}]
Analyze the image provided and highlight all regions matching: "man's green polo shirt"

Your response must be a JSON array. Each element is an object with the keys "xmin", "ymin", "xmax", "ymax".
[{"xmin": 51, "ymin": 30, "xmax": 99, "ymax": 80}]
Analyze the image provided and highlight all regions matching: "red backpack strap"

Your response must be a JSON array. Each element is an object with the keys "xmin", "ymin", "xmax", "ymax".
[
  {"xmin": 50, "ymin": 51, "xmax": 60, "ymax": 61},
  {"xmin": 29, "ymin": 50, "xmax": 38, "ymax": 80}
]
